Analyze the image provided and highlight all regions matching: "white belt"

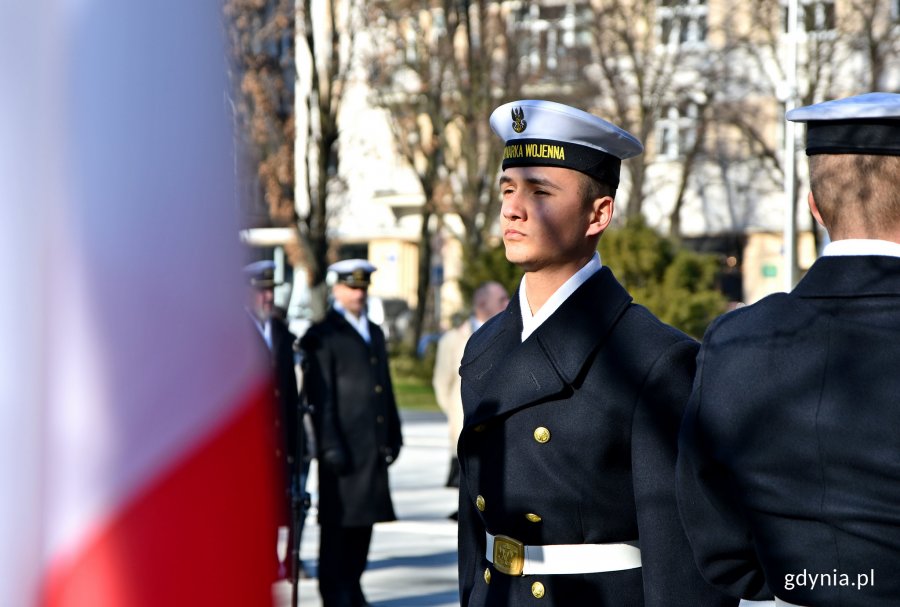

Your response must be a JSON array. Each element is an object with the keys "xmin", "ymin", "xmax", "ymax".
[
  {"xmin": 485, "ymin": 532, "xmax": 641, "ymax": 576},
  {"xmin": 775, "ymin": 598, "xmax": 807, "ymax": 607}
]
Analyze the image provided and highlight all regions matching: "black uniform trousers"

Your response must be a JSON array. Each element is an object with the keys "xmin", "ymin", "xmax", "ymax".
[{"xmin": 318, "ymin": 524, "xmax": 373, "ymax": 607}]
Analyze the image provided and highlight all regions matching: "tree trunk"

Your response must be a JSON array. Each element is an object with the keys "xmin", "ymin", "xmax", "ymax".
[
  {"xmin": 411, "ymin": 208, "xmax": 434, "ymax": 352},
  {"xmin": 669, "ymin": 114, "xmax": 709, "ymax": 240},
  {"xmin": 624, "ymin": 160, "xmax": 646, "ymax": 219}
]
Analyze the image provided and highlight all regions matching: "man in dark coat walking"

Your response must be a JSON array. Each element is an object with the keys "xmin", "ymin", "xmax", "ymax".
[
  {"xmin": 300, "ymin": 258, "xmax": 403, "ymax": 607},
  {"xmin": 457, "ymin": 100, "xmax": 734, "ymax": 607},
  {"xmin": 676, "ymin": 92, "xmax": 900, "ymax": 607}
]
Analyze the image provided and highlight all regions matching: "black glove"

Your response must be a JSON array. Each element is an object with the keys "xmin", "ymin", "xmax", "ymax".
[{"xmin": 321, "ymin": 448, "xmax": 349, "ymax": 475}]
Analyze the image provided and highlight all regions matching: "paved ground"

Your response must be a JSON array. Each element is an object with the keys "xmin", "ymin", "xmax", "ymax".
[{"xmin": 274, "ymin": 410, "xmax": 774, "ymax": 607}]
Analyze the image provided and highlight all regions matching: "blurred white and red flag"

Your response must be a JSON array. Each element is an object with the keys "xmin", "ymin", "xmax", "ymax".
[{"xmin": 0, "ymin": 1, "xmax": 282, "ymax": 605}]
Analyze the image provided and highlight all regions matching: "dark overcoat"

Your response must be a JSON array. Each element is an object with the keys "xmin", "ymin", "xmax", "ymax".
[
  {"xmin": 677, "ymin": 255, "xmax": 900, "ymax": 606},
  {"xmin": 270, "ymin": 317, "xmax": 301, "ymax": 474},
  {"xmin": 250, "ymin": 315, "xmax": 299, "ymax": 521},
  {"xmin": 457, "ymin": 267, "xmax": 734, "ymax": 607},
  {"xmin": 300, "ymin": 308, "xmax": 402, "ymax": 527}
]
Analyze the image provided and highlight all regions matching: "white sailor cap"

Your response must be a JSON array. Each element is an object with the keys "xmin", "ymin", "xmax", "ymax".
[
  {"xmin": 243, "ymin": 259, "xmax": 281, "ymax": 288},
  {"xmin": 490, "ymin": 99, "xmax": 643, "ymax": 188},
  {"xmin": 327, "ymin": 258, "xmax": 377, "ymax": 288},
  {"xmin": 786, "ymin": 92, "xmax": 900, "ymax": 156}
]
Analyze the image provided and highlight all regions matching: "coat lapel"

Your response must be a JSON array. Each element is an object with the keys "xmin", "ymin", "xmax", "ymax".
[
  {"xmin": 327, "ymin": 308, "xmax": 373, "ymax": 349},
  {"xmin": 462, "ymin": 312, "xmax": 565, "ymax": 427},
  {"xmin": 461, "ymin": 267, "xmax": 632, "ymax": 427},
  {"xmin": 535, "ymin": 267, "xmax": 632, "ymax": 384}
]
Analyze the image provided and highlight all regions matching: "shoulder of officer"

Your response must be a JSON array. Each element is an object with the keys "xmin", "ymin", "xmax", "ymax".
[
  {"xmin": 270, "ymin": 314, "xmax": 294, "ymax": 335},
  {"xmin": 298, "ymin": 322, "xmax": 326, "ymax": 352},
  {"xmin": 301, "ymin": 309, "xmax": 352, "ymax": 345},
  {"xmin": 460, "ymin": 307, "xmax": 509, "ymax": 366},
  {"xmin": 701, "ymin": 291, "xmax": 799, "ymax": 347}
]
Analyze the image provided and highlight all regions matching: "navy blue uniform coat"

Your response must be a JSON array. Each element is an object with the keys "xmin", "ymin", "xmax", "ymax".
[
  {"xmin": 270, "ymin": 317, "xmax": 301, "ymax": 476},
  {"xmin": 300, "ymin": 309, "xmax": 402, "ymax": 527},
  {"xmin": 458, "ymin": 267, "xmax": 734, "ymax": 607},
  {"xmin": 677, "ymin": 255, "xmax": 900, "ymax": 606},
  {"xmin": 249, "ymin": 315, "xmax": 299, "ymax": 523}
]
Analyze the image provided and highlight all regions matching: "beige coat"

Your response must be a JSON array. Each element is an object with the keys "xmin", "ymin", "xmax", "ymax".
[{"xmin": 432, "ymin": 319, "xmax": 473, "ymax": 455}]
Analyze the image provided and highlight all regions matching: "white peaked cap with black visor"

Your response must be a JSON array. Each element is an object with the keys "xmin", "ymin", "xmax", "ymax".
[
  {"xmin": 490, "ymin": 100, "xmax": 643, "ymax": 189},
  {"xmin": 326, "ymin": 258, "xmax": 377, "ymax": 288},
  {"xmin": 787, "ymin": 92, "xmax": 900, "ymax": 156}
]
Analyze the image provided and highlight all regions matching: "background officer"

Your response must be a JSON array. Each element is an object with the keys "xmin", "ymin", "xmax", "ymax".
[
  {"xmin": 243, "ymin": 260, "xmax": 304, "ymax": 579},
  {"xmin": 299, "ymin": 258, "xmax": 403, "ymax": 607},
  {"xmin": 456, "ymin": 100, "xmax": 734, "ymax": 606},
  {"xmin": 433, "ymin": 281, "xmax": 509, "ymax": 518},
  {"xmin": 676, "ymin": 92, "xmax": 900, "ymax": 607}
]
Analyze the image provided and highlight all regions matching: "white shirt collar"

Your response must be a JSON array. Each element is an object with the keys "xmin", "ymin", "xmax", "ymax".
[
  {"xmin": 518, "ymin": 252, "xmax": 602, "ymax": 342},
  {"xmin": 334, "ymin": 301, "xmax": 371, "ymax": 343},
  {"xmin": 245, "ymin": 308, "xmax": 272, "ymax": 350},
  {"xmin": 822, "ymin": 239, "xmax": 900, "ymax": 258}
]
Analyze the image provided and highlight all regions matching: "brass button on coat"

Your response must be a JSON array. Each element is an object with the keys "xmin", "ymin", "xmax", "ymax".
[
  {"xmin": 484, "ymin": 568, "xmax": 491, "ymax": 584},
  {"xmin": 525, "ymin": 513, "xmax": 542, "ymax": 523},
  {"xmin": 533, "ymin": 427, "xmax": 550, "ymax": 443},
  {"xmin": 531, "ymin": 581, "xmax": 545, "ymax": 598},
  {"xmin": 473, "ymin": 424, "xmax": 487, "ymax": 433},
  {"xmin": 374, "ymin": 384, "xmax": 383, "ymax": 393},
  {"xmin": 476, "ymin": 495, "xmax": 486, "ymax": 511}
]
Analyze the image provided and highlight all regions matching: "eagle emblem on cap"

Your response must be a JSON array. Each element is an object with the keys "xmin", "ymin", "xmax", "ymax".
[{"xmin": 511, "ymin": 107, "xmax": 527, "ymax": 133}]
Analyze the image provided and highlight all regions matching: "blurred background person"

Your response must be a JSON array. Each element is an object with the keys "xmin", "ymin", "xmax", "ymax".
[
  {"xmin": 432, "ymin": 281, "xmax": 509, "ymax": 519},
  {"xmin": 244, "ymin": 260, "xmax": 308, "ymax": 580},
  {"xmin": 299, "ymin": 258, "xmax": 403, "ymax": 607}
]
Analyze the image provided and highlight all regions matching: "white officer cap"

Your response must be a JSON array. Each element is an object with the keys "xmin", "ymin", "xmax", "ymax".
[
  {"xmin": 786, "ymin": 92, "xmax": 900, "ymax": 156},
  {"xmin": 243, "ymin": 259, "xmax": 280, "ymax": 288},
  {"xmin": 490, "ymin": 99, "xmax": 643, "ymax": 188},
  {"xmin": 326, "ymin": 259, "xmax": 377, "ymax": 288}
]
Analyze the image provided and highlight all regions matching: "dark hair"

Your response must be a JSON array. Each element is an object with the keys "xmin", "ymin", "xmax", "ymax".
[{"xmin": 578, "ymin": 173, "xmax": 615, "ymax": 207}]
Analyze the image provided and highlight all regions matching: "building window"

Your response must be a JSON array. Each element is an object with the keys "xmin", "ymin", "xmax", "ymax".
[
  {"xmin": 783, "ymin": 0, "xmax": 836, "ymax": 32},
  {"xmin": 656, "ymin": 101, "xmax": 699, "ymax": 160},
  {"xmin": 514, "ymin": 1, "xmax": 593, "ymax": 80},
  {"xmin": 657, "ymin": 0, "xmax": 708, "ymax": 47},
  {"xmin": 803, "ymin": 0, "xmax": 835, "ymax": 31},
  {"xmin": 338, "ymin": 243, "xmax": 369, "ymax": 261}
]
